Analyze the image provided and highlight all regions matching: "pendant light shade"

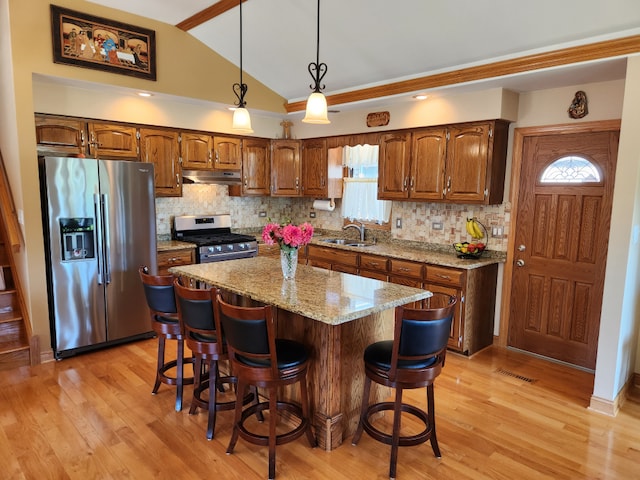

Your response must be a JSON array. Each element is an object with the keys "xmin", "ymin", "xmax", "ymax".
[
  {"xmin": 232, "ymin": 107, "xmax": 253, "ymax": 133},
  {"xmin": 232, "ymin": 0, "xmax": 253, "ymax": 133},
  {"xmin": 302, "ymin": 0, "xmax": 330, "ymax": 124},
  {"xmin": 303, "ymin": 92, "xmax": 329, "ymax": 124}
]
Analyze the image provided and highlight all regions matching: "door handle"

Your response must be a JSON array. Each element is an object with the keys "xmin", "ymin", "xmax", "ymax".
[{"xmin": 516, "ymin": 259, "xmax": 525, "ymax": 267}]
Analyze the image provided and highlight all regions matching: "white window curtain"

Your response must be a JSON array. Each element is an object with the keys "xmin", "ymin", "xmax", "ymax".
[
  {"xmin": 342, "ymin": 144, "xmax": 379, "ymax": 168},
  {"xmin": 341, "ymin": 178, "xmax": 391, "ymax": 223},
  {"xmin": 341, "ymin": 144, "xmax": 391, "ymax": 224}
]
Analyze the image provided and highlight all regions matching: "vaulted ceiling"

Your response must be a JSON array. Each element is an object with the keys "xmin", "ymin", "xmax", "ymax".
[{"xmin": 88, "ymin": 0, "xmax": 640, "ymax": 111}]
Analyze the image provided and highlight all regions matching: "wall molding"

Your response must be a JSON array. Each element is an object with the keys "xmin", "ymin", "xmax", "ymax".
[{"xmin": 286, "ymin": 35, "xmax": 640, "ymax": 112}]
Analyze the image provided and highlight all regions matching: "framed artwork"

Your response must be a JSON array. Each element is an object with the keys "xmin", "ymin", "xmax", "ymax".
[{"xmin": 50, "ymin": 5, "xmax": 156, "ymax": 81}]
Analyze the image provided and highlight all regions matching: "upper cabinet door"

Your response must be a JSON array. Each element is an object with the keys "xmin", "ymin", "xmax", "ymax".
[
  {"xmin": 378, "ymin": 132, "xmax": 410, "ymax": 200},
  {"xmin": 88, "ymin": 123, "xmax": 138, "ymax": 159},
  {"xmin": 242, "ymin": 138, "xmax": 270, "ymax": 196},
  {"xmin": 139, "ymin": 128, "xmax": 181, "ymax": 197},
  {"xmin": 271, "ymin": 140, "xmax": 301, "ymax": 197},
  {"xmin": 301, "ymin": 138, "xmax": 328, "ymax": 197},
  {"xmin": 181, "ymin": 133, "xmax": 213, "ymax": 170},
  {"xmin": 410, "ymin": 127, "xmax": 447, "ymax": 201},
  {"xmin": 35, "ymin": 115, "xmax": 86, "ymax": 156},
  {"xmin": 445, "ymin": 123, "xmax": 490, "ymax": 203},
  {"xmin": 213, "ymin": 136, "xmax": 242, "ymax": 170}
]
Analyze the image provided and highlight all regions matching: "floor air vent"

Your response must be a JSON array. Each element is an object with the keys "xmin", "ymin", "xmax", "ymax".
[{"xmin": 496, "ymin": 368, "xmax": 536, "ymax": 383}]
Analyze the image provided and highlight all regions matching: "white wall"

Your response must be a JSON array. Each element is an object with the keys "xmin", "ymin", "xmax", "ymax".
[{"xmin": 593, "ymin": 56, "xmax": 640, "ymax": 405}]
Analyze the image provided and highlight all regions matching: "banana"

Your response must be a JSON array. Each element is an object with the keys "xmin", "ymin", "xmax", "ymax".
[
  {"xmin": 466, "ymin": 218, "xmax": 476, "ymax": 237},
  {"xmin": 466, "ymin": 217, "xmax": 485, "ymax": 239},
  {"xmin": 472, "ymin": 219, "xmax": 485, "ymax": 239}
]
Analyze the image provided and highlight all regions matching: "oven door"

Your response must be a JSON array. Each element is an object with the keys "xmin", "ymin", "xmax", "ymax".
[{"xmin": 199, "ymin": 249, "xmax": 257, "ymax": 263}]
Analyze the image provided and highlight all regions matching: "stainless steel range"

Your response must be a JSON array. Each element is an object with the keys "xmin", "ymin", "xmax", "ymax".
[{"xmin": 173, "ymin": 214, "xmax": 258, "ymax": 263}]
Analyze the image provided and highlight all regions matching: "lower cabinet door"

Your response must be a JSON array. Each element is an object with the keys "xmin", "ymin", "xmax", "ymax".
[{"xmin": 425, "ymin": 282, "xmax": 463, "ymax": 352}]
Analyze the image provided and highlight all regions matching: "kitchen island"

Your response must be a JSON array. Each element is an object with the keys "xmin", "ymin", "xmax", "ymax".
[{"xmin": 169, "ymin": 256, "xmax": 431, "ymax": 450}]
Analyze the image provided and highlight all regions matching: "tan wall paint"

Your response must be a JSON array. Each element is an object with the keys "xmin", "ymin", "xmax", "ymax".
[{"xmin": 3, "ymin": 0, "xmax": 285, "ymax": 356}]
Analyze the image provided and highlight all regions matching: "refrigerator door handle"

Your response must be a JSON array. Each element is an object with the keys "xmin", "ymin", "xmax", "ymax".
[
  {"xmin": 94, "ymin": 193, "xmax": 105, "ymax": 285},
  {"xmin": 101, "ymin": 193, "xmax": 112, "ymax": 284}
]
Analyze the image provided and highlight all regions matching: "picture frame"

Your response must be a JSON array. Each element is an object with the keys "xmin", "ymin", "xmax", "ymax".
[{"xmin": 50, "ymin": 5, "xmax": 156, "ymax": 81}]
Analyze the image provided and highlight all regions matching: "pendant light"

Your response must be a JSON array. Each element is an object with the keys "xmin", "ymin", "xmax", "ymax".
[
  {"xmin": 232, "ymin": 0, "xmax": 253, "ymax": 133},
  {"xmin": 302, "ymin": 0, "xmax": 330, "ymax": 124}
]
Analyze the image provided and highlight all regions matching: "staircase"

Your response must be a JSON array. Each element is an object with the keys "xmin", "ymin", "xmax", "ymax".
[{"xmin": 0, "ymin": 149, "xmax": 35, "ymax": 370}]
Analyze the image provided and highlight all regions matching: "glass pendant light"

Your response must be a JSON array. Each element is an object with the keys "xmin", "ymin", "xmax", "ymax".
[
  {"xmin": 232, "ymin": 0, "xmax": 253, "ymax": 133},
  {"xmin": 302, "ymin": 0, "xmax": 330, "ymax": 124}
]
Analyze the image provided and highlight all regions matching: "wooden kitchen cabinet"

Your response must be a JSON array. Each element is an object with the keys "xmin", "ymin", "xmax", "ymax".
[
  {"xmin": 378, "ymin": 120, "xmax": 509, "ymax": 204},
  {"xmin": 388, "ymin": 258, "xmax": 424, "ymax": 308},
  {"xmin": 306, "ymin": 241, "xmax": 498, "ymax": 355},
  {"xmin": 271, "ymin": 139, "xmax": 301, "ymax": 196},
  {"xmin": 409, "ymin": 127, "xmax": 448, "ymax": 201},
  {"xmin": 213, "ymin": 136, "xmax": 242, "ymax": 170},
  {"xmin": 301, "ymin": 138, "xmax": 343, "ymax": 198},
  {"xmin": 359, "ymin": 253, "xmax": 389, "ymax": 281},
  {"xmin": 240, "ymin": 138, "xmax": 270, "ymax": 196},
  {"xmin": 139, "ymin": 128, "xmax": 181, "ymax": 197},
  {"xmin": 378, "ymin": 132, "xmax": 411, "ymax": 200},
  {"xmin": 425, "ymin": 263, "xmax": 497, "ymax": 354},
  {"xmin": 35, "ymin": 115, "xmax": 86, "ymax": 156},
  {"xmin": 445, "ymin": 120, "xmax": 509, "ymax": 204},
  {"xmin": 307, "ymin": 244, "xmax": 358, "ymax": 274},
  {"xmin": 258, "ymin": 243, "xmax": 280, "ymax": 258},
  {"xmin": 157, "ymin": 248, "xmax": 194, "ymax": 276},
  {"xmin": 181, "ymin": 132, "xmax": 213, "ymax": 170},
  {"xmin": 88, "ymin": 122, "xmax": 138, "ymax": 158},
  {"xmin": 271, "ymin": 139, "xmax": 343, "ymax": 198}
]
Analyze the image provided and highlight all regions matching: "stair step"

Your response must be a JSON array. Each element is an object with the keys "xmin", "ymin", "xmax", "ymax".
[
  {"xmin": 0, "ymin": 311, "xmax": 22, "ymax": 323},
  {"xmin": 0, "ymin": 348, "xmax": 30, "ymax": 371},
  {"xmin": 0, "ymin": 340, "xmax": 29, "ymax": 354}
]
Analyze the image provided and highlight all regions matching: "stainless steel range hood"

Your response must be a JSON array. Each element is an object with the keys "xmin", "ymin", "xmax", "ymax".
[{"xmin": 181, "ymin": 169, "xmax": 241, "ymax": 185}]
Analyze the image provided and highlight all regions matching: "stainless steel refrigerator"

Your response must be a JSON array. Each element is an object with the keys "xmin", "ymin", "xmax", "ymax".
[{"xmin": 39, "ymin": 157, "xmax": 157, "ymax": 359}]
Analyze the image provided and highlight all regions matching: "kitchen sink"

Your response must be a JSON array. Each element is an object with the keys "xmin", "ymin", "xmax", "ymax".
[
  {"xmin": 321, "ymin": 238, "xmax": 349, "ymax": 244},
  {"xmin": 320, "ymin": 238, "xmax": 374, "ymax": 247}
]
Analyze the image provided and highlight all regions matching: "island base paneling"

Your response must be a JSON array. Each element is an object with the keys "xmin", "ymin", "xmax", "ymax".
[{"xmin": 275, "ymin": 307, "xmax": 393, "ymax": 450}]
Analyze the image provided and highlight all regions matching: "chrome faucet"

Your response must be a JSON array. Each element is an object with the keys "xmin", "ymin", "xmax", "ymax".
[{"xmin": 343, "ymin": 222, "xmax": 366, "ymax": 242}]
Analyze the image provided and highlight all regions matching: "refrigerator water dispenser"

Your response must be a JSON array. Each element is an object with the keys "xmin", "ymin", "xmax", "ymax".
[{"xmin": 60, "ymin": 218, "xmax": 95, "ymax": 261}]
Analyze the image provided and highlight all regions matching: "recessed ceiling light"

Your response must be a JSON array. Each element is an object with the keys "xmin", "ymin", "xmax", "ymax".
[
  {"xmin": 413, "ymin": 94, "xmax": 428, "ymax": 100},
  {"xmin": 137, "ymin": 92, "xmax": 153, "ymax": 97}
]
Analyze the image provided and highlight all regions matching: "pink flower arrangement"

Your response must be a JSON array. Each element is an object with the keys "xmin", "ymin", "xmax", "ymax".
[{"xmin": 262, "ymin": 221, "xmax": 314, "ymax": 251}]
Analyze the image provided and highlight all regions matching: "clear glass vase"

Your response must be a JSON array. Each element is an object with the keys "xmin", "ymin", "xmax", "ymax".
[{"xmin": 280, "ymin": 247, "xmax": 299, "ymax": 280}]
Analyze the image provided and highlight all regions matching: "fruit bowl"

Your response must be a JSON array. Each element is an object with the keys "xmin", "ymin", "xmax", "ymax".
[{"xmin": 453, "ymin": 242, "xmax": 486, "ymax": 259}]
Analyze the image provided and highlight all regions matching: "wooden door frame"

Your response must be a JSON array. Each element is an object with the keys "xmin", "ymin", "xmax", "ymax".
[{"xmin": 497, "ymin": 119, "xmax": 621, "ymax": 347}]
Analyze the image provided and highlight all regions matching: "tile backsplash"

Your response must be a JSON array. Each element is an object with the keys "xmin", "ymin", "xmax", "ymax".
[{"xmin": 156, "ymin": 184, "xmax": 509, "ymax": 252}]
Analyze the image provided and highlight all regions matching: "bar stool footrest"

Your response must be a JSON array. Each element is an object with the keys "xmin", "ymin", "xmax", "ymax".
[
  {"xmin": 362, "ymin": 401, "xmax": 431, "ymax": 447},
  {"xmin": 158, "ymin": 357, "xmax": 195, "ymax": 387},
  {"xmin": 237, "ymin": 401, "xmax": 310, "ymax": 446}
]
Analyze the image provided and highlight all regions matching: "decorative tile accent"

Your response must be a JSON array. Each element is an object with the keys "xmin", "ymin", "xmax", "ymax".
[{"xmin": 156, "ymin": 186, "xmax": 509, "ymax": 252}]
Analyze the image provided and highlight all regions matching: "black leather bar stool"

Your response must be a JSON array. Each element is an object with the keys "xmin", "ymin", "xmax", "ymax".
[
  {"xmin": 139, "ymin": 266, "xmax": 194, "ymax": 412},
  {"xmin": 173, "ymin": 278, "xmax": 255, "ymax": 440},
  {"xmin": 352, "ymin": 293, "xmax": 457, "ymax": 480},
  {"xmin": 214, "ymin": 292, "xmax": 316, "ymax": 480}
]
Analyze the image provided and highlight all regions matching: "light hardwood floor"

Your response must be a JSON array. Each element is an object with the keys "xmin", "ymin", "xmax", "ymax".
[{"xmin": 1, "ymin": 338, "xmax": 639, "ymax": 479}]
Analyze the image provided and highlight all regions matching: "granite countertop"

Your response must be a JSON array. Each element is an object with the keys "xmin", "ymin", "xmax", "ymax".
[
  {"xmin": 252, "ymin": 230, "xmax": 505, "ymax": 269},
  {"xmin": 306, "ymin": 237, "xmax": 504, "ymax": 269},
  {"xmin": 157, "ymin": 240, "xmax": 196, "ymax": 252},
  {"xmin": 169, "ymin": 257, "xmax": 430, "ymax": 326}
]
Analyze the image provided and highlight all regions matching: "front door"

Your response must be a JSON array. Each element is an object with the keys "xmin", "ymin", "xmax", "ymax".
[{"xmin": 508, "ymin": 127, "xmax": 619, "ymax": 370}]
